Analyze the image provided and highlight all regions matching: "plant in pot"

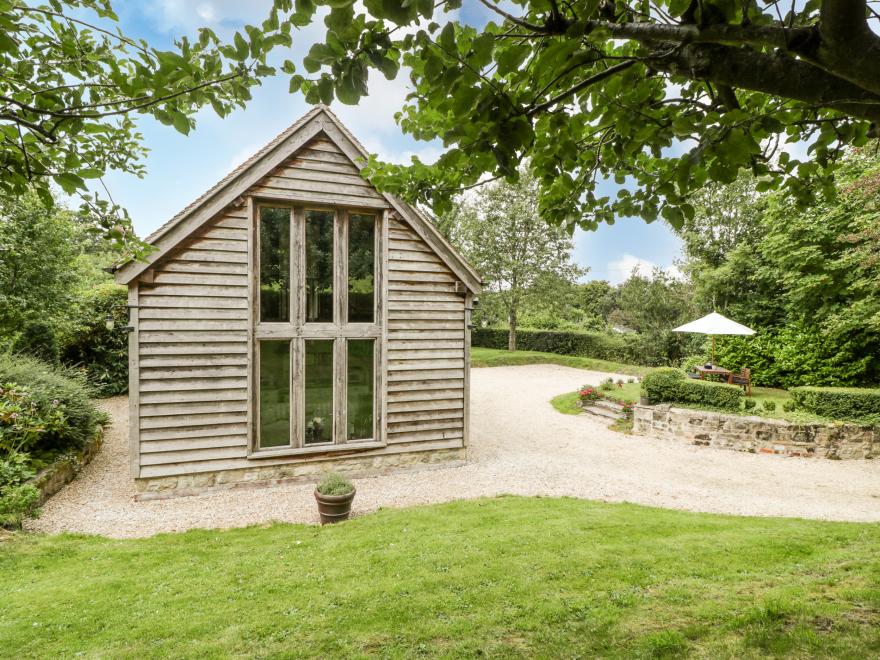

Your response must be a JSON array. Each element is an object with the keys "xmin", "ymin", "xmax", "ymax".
[
  {"xmin": 314, "ymin": 472, "xmax": 356, "ymax": 524},
  {"xmin": 305, "ymin": 416, "xmax": 325, "ymax": 444}
]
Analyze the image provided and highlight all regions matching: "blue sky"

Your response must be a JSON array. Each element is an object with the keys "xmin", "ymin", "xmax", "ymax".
[{"xmin": 101, "ymin": 1, "xmax": 684, "ymax": 285}]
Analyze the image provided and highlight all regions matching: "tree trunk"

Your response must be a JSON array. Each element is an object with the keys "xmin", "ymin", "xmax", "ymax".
[{"xmin": 508, "ymin": 306, "xmax": 517, "ymax": 352}]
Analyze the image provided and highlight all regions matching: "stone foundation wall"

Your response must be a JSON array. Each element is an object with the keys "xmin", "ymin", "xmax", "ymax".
[
  {"xmin": 135, "ymin": 447, "xmax": 467, "ymax": 500},
  {"xmin": 633, "ymin": 405, "xmax": 877, "ymax": 459}
]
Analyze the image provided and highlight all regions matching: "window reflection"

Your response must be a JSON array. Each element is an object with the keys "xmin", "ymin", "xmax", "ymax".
[
  {"xmin": 259, "ymin": 341, "xmax": 290, "ymax": 448},
  {"xmin": 259, "ymin": 207, "xmax": 290, "ymax": 323},
  {"xmin": 304, "ymin": 340, "xmax": 334, "ymax": 444},
  {"xmin": 348, "ymin": 214, "xmax": 375, "ymax": 323},
  {"xmin": 347, "ymin": 340, "xmax": 374, "ymax": 441},
  {"xmin": 305, "ymin": 210, "xmax": 334, "ymax": 323}
]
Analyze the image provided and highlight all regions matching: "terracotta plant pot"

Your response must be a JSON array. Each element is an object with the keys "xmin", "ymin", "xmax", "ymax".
[{"xmin": 314, "ymin": 487, "xmax": 356, "ymax": 524}]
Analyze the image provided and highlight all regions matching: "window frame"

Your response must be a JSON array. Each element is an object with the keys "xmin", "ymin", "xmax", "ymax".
[{"xmin": 249, "ymin": 200, "xmax": 384, "ymax": 457}]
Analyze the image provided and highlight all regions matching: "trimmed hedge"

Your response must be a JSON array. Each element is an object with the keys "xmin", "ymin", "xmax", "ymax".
[
  {"xmin": 472, "ymin": 328, "xmax": 676, "ymax": 367},
  {"xmin": 641, "ymin": 368, "xmax": 745, "ymax": 411},
  {"xmin": 789, "ymin": 386, "xmax": 880, "ymax": 423}
]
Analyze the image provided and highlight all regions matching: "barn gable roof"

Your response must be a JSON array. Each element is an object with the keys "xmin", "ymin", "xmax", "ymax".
[{"xmin": 115, "ymin": 105, "xmax": 480, "ymax": 292}]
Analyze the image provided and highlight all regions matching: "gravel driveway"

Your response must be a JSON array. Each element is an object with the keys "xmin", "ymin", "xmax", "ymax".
[{"xmin": 28, "ymin": 364, "xmax": 880, "ymax": 538}]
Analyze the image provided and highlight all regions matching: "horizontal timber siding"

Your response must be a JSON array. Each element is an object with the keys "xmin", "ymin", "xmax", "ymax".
[
  {"xmin": 136, "ymin": 205, "xmax": 250, "ymax": 473},
  {"xmin": 134, "ymin": 132, "xmax": 469, "ymax": 482},
  {"xmin": 386, "ymin": 217, "xmax": 466, "ymax": 447}
]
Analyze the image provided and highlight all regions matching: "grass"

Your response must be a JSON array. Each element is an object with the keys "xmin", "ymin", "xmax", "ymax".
[
  {"xmin": 601, "ymin": 381, "xmax": 642, "ymax": 405},
  {"xmin": 471, "ymin": 347, "xmax": 652, "ymax": 378},
  {"xmin": 551, "ymin": 391, "xmax": 581, "ymax": 415},
  {"xmin": 2, "ymin": 497, "xmax": 879, "ymax": 657}
]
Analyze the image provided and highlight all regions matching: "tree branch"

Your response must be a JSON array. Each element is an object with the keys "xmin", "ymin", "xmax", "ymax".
[
  {"xmin": 651, "ymin": 43, "xmax": 880, "ymax": 123},
  {"xmin": 477, "ymin": 0, "xmax": 548, "ymax": 32},
  {"xmin": 527, "ymin": 60, "xmax": 637, "ymax": 116}
]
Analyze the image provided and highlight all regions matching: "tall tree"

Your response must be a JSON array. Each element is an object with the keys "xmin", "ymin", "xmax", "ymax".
[
  {"xmin": 282, "ymin": 0, "xmax": 880, "ymax": 234},
  {"xmin": 0, "ymin": 190, "xmax": 89, "ymax": 338},
  {"xmin": 678, "ymin": 149, "xmax": 880, "ymax": 385},
  {"xmin": 443, "ymin": 169, "xmax": 584, "ymax": 350},
  {"xmin": 1, "ymin": 0, "xmax": 292, "ymax": 259}
]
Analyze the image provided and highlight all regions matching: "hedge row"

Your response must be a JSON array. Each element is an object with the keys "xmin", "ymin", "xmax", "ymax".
[
  {"xmin": 641, "ymin": 368, "xmax": 744, "ymax": 411},
  {"xmin": 471, "ymin": 328, "xmax": 670, "ymax": 367},
  {"xmin": 789, "ymin": 386, "xmax": 880, "ymax": 423}
]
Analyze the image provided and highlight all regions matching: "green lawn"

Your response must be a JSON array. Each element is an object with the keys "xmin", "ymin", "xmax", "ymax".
[
  {"xmin": 2, "ymin": 497, "xmax": 879, "ymax": 657},
  {"xmin": 472, "ymin": 347, "xmax": 651, "ymax": 378}
]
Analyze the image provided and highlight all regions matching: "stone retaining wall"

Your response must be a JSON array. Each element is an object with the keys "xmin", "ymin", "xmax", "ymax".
[
  {"xmin": 633, "ymin": 404, "xmax": 877, "ymax": 459},
  {"xmin": 31, "ymin": 427, "xmax": 104, "ymax": 505}
]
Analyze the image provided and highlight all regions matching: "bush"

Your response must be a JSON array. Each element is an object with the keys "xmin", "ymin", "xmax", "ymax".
[
  {"xmin": 316, "ymin": 472, "xmax": 354, "ymax": 496},
  {"xmin": 0, "ymin": 354, "xmax": 102, "ymax": 455},
  {"xmin": 61, "ymin": 283, "xmax": 128, "ymax": 396},
  {"xmin": 0, "ymin": 450, "xmax": 39, "ymax": 528},
  {"xmin": 782, "ymin": 400, "xmax": 797, "ymax": 413},
  {"xmin": 641, "ymin": 368, "xmax": 744, "ymax": 411},
  {"xmin": 789, "ymin": 386, "xmax": 880, "ymax": 423},
  {"xmin": 762, "ymin": 400, "xmax": 776, "ymax": 412},
  {"xmin": 743, "ymin": 398, "xmax": 757, "ymax": 411},
  {"xmin": 599, "ymin": 377, "xmax": 614, "ymax": 391},
  {"xmin": 715, "ymin": 324, "xmax": 878, "ymax": 389},
  {"xmin": 12, "ymin": 323, "xmax": 59, "ymax": 365}
]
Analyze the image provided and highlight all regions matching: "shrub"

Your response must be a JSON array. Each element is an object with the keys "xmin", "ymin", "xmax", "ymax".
[
  {"xmin": 715, "ymin": 324, "xmax": 878, "ymax": 389},
  {"xmin": 578, "ymin": 385, "xmax": 602, "ymax": 402},
  {"xmin": 12, "ymin": 323, "xmax": 59, "ymax": 365},
  {"xmin": 0, "ymin": 450, "xmax": 39, "ymax": 528},
  {"xmin": 762, "ymin": 400, "xmax": 776, "ymax": 412},
  {"xmin": 599, "ymin": 377, "xmax": 614, "ymax": 391},
  {"xmin": 0, "ymin": 354, "xmax": 102, "ymax": 455},
  {"xmin": 743, "ymin": 398, "xmax": 757, "ymax": 411},
  {"xmin": 789, "ymin": 386, "xmax": 880, "ymax": 423},
  {"xmin": 61, "ymin": 283, "xmax": 128, "ymax": 397},
  {"xmin": 782, "ymin": 400, "xmax": 797, "ymax": 413},
  {"xmin": 316, "ymin": 472, "xmax": 354, "ymax": 496},
  {"xmin": 641, "ymin": 368, "xmax": 744, "ymax": 411}
]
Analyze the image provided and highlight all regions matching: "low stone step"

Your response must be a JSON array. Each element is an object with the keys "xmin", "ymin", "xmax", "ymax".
[
  {"xmin": 592, "ymin": 398, "xmax": 626, "ymax": 412},
  {"xmin": 581, "ymin": 403, "xmax": 623, "ymax": 420}
]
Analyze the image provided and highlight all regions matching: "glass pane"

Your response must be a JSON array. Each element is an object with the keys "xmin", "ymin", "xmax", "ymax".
[
  {"xmin": 347, "ymin": 340, "xmax": 374, "ymax": 441},
  {"xmin": 259, "ymin": 341, "xmax": 290, "ymax": 448},
  {"xmin": 259, "ymin": 207, "xmax": 290, "ymax": 323},
  {"xmin": 348, "ymin": 214, "xmax": 375, "ymax": 323},
  {"xmin": 304, "ymin": 340, "xmax": 334, "ymax": 445},
  {"xmin": 305, "ymin": 210, "xmax": 334, "ymax": 323}
]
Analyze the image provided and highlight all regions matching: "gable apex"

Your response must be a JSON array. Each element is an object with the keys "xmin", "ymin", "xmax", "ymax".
[{"xmin": 116, "ymin": 106, "xmax": 479, "ymax": 292}]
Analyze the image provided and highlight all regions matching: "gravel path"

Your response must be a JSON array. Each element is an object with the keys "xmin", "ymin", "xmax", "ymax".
[{"xmin": 27, "ymin": 365, "xmax": 880, "ymax": 538}]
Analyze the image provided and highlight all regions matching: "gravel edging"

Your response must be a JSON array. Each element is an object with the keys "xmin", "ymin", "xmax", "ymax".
[{"xmin": 25, "ymin": 365, "xmax": 880, "ymax": 538}]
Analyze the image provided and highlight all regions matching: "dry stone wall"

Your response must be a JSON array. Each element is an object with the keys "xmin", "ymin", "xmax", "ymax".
[{"xmin": 633, "ymin": 404, "xmax": 878, "ymax": 459}]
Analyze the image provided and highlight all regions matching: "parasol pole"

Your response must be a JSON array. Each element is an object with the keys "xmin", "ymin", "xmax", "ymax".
[{"xmin": 712, "ymin": 335, "xmax": 716, "ymax": 365}]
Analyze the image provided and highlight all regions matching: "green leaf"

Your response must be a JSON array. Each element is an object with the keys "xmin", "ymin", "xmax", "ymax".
[
  {"xmin": 77, "ymin": 168, "xmax": 104, "ymax": 179},
  {"xmin": 233, "ymin": 32, "xmax": 249, "ymax": 61},
  {"xmin": 54, "ymin": 173, "xmax": 86, "ymax": 194}
]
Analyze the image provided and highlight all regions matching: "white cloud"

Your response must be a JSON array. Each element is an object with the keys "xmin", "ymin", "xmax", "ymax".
[{"xmin": 601, "ymin": 254, "xmax": 684, "ymax": 285}]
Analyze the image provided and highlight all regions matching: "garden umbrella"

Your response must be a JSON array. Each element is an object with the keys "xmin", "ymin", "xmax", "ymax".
[{"xmin": 673, "ymin": 312, "xmax": 755, "ymax": 365}]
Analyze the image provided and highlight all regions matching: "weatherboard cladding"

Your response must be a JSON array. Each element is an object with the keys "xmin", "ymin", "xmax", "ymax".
[{"xmin": 129, "ymin": 120, "xmax": 473, "ymax": 481}]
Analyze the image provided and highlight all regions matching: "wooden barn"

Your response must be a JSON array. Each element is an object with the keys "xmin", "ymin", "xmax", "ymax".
[{"xmin": 115, "ymin": 106, "xmax": 480, "ymax": 495}]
